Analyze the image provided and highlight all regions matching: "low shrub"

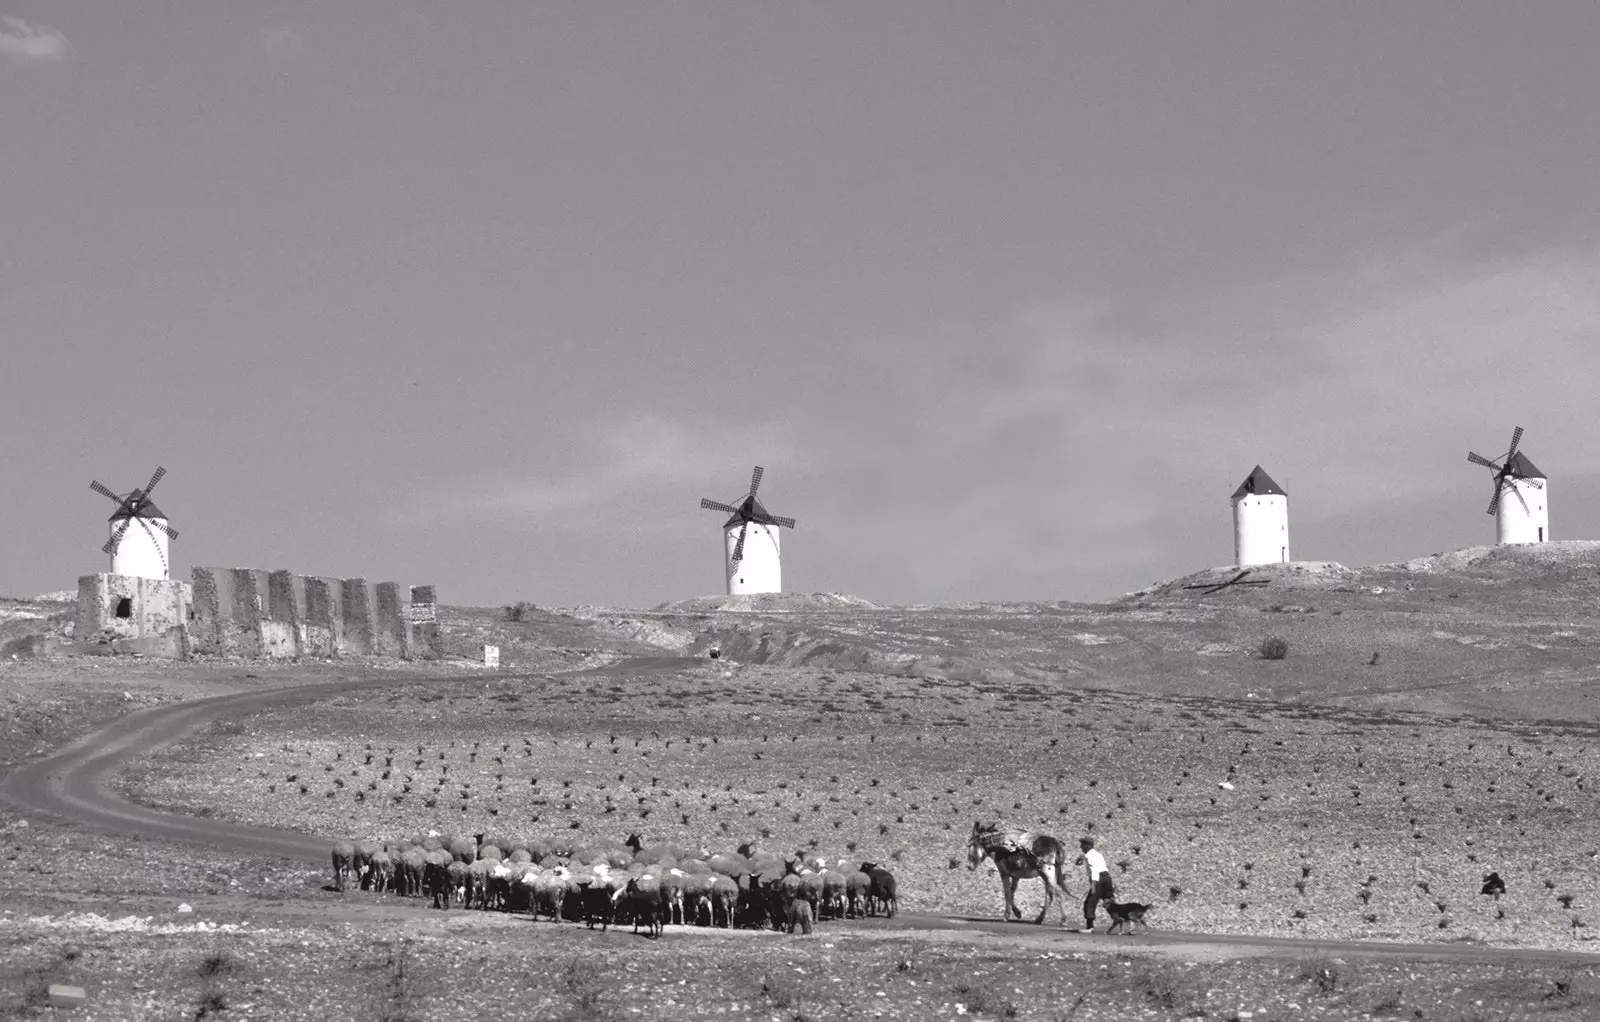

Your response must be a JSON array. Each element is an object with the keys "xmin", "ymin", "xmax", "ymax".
[{"xmin": 1259, "ymin": 636, "xmax": 1290, "ymax": 660}]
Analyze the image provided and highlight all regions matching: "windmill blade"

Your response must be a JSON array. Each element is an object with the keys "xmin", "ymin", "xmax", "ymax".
[
  {"xmin": 700, "ymin": 498, "xmax": 740, "ymax": 513},
  {"xmin": 1487, "ymin": 482, "xmax": 1504, "ymax": 516},
  {"xmin": 730, "ymin": 522, "xmax": 748, "ymax": 566},
  {"xmin": 748, "ymin": 465, "xmax": 764, "ymax": 496},
  {"xmin": 1226, "ymin": 570, "xmax": 1251, "ymax": 585},
  {"xmin": 768, "ymin": 514, "xmax": 797, "ymax": 529},
  {"xmin": 90, "ymin": 480, "xmax": 122, "ymax": 502},
  {"xmin": 159, "ymin": 521, "xmax": 180, "ymax": 540},
  {"xmin": 1504, "ymin": 425, "xmax": 1523, "ymax": 463},
  {"xmin": 1466, "ymin": 452, "xmax": 1502, "ymax": 470},
  {"xmin": 1522, "ymin": 477, "xmax": 1544, "ymax": 490},
  {"xmin": 101, "ymin": 517, "xmax": 132, "ymax": 555},
  {"xmin": 143, "ymin": 465, "xmax": 167, "ymax": 496}
]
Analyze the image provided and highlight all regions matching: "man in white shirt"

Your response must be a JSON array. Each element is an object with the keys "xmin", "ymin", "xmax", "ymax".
[{"xmin": 1078, "ymin": 837, "xmax": 1114, "ymax": 933}]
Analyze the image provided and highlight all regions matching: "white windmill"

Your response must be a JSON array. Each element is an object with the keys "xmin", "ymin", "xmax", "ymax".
[
  {"xmin": 1468, "ymin": 426, "xmax": 1549, "ymax": 544},
  {"xmin": 698, "ymin": 466, "xmax": 796, "ymax": 595},
  {"xmin": 1231, "ymin": 465, "xmax": 1289, "ymax": 567},
  {"xmin": 89, "ymin": 466, "xmax": 179, "ymax": 579}
]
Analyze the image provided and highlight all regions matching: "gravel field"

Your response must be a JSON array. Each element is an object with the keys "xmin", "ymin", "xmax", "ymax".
[
  {"xmin": 113, "ymin": 662, "xmax": 1600, "ymax": 951},
  {"xmin": 7, "ymin": 565, "xmax": 1600, "ymax": 1021},
  {"xmin": 5, "ymin": 904, "xmax": 1599, "ymax": 1022}
]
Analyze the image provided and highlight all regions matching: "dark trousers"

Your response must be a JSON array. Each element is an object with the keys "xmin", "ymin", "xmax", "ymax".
[{"xmin": 1084, "ymin": 874, "xmax": 1114, "ymax": 927}]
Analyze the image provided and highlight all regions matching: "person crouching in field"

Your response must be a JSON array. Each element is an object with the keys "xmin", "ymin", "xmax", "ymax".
[{"xmin": 1077, "ymin": 837, "xmax": 1113, "ymax": 933}]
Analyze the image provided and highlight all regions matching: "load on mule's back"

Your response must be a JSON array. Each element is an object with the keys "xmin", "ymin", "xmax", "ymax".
[{"xmin": 966, "ymin": 821, "xmax": 1072, "ymax": 925}]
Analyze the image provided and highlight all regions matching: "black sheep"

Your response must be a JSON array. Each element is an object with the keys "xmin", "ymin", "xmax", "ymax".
[{"xmin": 858, "ymin": 862, "xmax": 899, "ymax": 918}]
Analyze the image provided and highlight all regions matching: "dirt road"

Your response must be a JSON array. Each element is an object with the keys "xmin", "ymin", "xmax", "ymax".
[{"xmin": 4, "ymin": 660, "xmax": 1596, "ymax": 966}]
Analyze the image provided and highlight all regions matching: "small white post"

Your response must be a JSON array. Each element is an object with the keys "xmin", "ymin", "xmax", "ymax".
[{"xmin": 483, "ymin": 644, "xmax": 500, "ymax": 669}]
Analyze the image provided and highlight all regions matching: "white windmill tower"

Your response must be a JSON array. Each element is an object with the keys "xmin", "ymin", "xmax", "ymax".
[
  {"xmin": 698, "ymin": 466, "xmax": 796, "ymax": 595},
  {"xmin": 1468, "ymin": 425, "xmax": 1549, "ymax": 544},
  {"xmin": 1231, "ymin": 465, "xmax": 1289, "ymax": 567},
  {"xmin": 89, "ymin": 466, "xmax": 179, "ymax": 579}
]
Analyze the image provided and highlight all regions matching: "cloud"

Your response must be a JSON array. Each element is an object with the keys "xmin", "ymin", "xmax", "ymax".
[
  {"xmin": 387, "ymin": 411, "xmax": 799, "ymax": 528},
  {"xmin": 0, "ymin": 16, "xmax": 67, "ymax": 65},
  {"xmin": 259, "ymin": 25, "xmax": 300, "ymax": 64},
  {"xmin": 792, "ymin": 245, "xmax": 1600, "ymax": 601},
  {"xmin": 385, "ymin": 243, "xmax": 1600, "ymax": 605}
]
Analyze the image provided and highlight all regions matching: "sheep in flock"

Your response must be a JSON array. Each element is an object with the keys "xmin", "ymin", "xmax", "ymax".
[
  {"xmin": 658, "ymin": 869, "xmax": 688, "ymax": 926},
  {"xmin": 487, "ymin": 861, "xmax": 514, "ymax": 910},
  {"xmin": 682, "ymin": 873, "xmax": 715, "ymax": 926},
  {"xmin": 709, "ymin": 875, "xmax": 739, "ymax": 928},
  {"xmin": 858, "ymin": 862, "xmax": 899, "ymax": 918},
  {"xmin": 327, "ymin": 829, "xmax": 905, "ymax": 933},
  {"xmin": 370, "ymin": 851, "xmax": 394, "ymax": 894},
  {"xmin": 330, "ymin": 840, "xmax": 356, "ymax": 892},
  {"xmin": 708, "ymin": 852, "xmax": 746, "ymax": 878},
  {"xmin": 786, "ymin": 897, "xmax": 815, "ymax": 935},
  {"xmin": 467, "ymin": 859, "xmax": 492, "ymax": 909},
  {"xmin": 445, "ymin": 859, "xmax": 471, "ymax": 909},
  {"xmin": 575, "ymin": 875, "xmax": 617, "ymax": 930},
  {"xmin": 526, "ymin": 869, "xmax": 557, "ymax": 920},
  {"xmin": 622, "ymin": 876, "xmax": 667, "ymax": 938},
  {"xmin": 845, "ymin": 869, "xmax": 871, "ymax": 918},
  {"xmin": 798, "ymin": 872, "xmax": 826, "ymax": 917},
  {"xmin": 423, "ymin": 852, "xmax": 451, "ymax": 907},
  {"xmin": 353, "ymin": 839, "xmax": 381, "ymax": 890},
  {"xmin": 820, "ymin": 870, "xmax": 847, "ymax": 919},
  {"xmin": 398, "ymin": 849, "xmax": 427, "ymax": 897}
]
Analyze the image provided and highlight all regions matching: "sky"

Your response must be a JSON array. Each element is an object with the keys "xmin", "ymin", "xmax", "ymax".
[{"xmin": 4, "ymin": 3, "xmax": 1600, "ymax": 608}]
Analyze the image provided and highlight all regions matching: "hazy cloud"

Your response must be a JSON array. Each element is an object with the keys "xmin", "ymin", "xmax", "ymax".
[
  {"xmin": 388, "ymin": 412, "xmax": 799, "ymax": 528},
  {"xmin": 784, "ymin": 245, "xmax": 1600, "ymax": 601},
  {"xmin": 0, "ymin": 15, "xmax": 67, "ymax": 64},
  {"xmin": 259, "ymin": 25, "xmax": 300, "ymax": 64}
]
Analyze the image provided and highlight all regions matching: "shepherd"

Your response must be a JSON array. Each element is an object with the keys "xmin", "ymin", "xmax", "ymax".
[{"xmin": 966, "ymin": 821, "xmax": 1072, "ymax": 925}]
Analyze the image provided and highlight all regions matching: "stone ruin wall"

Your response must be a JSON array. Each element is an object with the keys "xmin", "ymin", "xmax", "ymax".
[
  {"xmin": 186, "ymin": 567, "xmax": 441, "ymax": 661},
  {"xmin": 72, "ymin": 573, "xmax": 192, "ymax": 658}
]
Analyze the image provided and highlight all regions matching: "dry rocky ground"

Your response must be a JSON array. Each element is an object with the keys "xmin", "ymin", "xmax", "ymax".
[{"xmin": 6, "ymin": 544, "xmax": 1600, "ymax": 1020}]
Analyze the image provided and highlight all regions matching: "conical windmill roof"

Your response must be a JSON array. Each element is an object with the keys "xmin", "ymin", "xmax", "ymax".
[
  {"xmin": 722, "ymin": 495, "xmax": 775, "ymax": 529},
  {"xmin": 108, "ymin": 494, "xmax": 166, "ymax": 522},
  {"xmin": 1505, "ymin": 451, "xmax": 1546, "ymax": 480},
  {"xmin": 1231, "ymin": 465, "xmax": 1286, "ymax": 499}
]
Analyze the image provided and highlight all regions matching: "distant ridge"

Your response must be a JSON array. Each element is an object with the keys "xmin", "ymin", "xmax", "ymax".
[
  {"xmin": 1131, "ymin": 540, "xmax": 1600, "ymax": 599},
  {"xmin": 652, "ymin": 592, "xmax": 879, "ymax": 613}
]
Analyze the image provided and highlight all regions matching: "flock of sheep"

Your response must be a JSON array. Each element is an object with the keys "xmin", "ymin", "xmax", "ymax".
[{"xmin": 329, "ymin": 831, "xmax": 899, "ymax": 936}]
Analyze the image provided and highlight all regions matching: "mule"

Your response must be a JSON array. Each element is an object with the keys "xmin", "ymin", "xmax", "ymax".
[{"xmin": 966, "ymin": 821, "xmax": 1072, "ymax": 925}]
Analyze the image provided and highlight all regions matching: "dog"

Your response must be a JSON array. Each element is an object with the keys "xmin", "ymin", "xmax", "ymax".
[{"xmin": 1103, "ymin": 900, "xmax": 1152, "ymax": 934}]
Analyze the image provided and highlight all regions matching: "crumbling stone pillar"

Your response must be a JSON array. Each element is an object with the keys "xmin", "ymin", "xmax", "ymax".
[
  {"xmin": 302, "ymin": 576, "xmax": 341, "ymax": 658},
  {"xmin": 261, "ymin": 569, "xmax": 302, "ymax": 658},
  {"xmin": 223, "ymin": 568, "xmax": 265, "ymax": 657},
  {"xmin": 410, "ymin": 584, "xmax": 442, "ymax": 660},
  {"xmin": 373, "ymin": 581, "xmax": 411, "ymax": 659},
  {"xmin": 340, "ymin": 578, "xmax": 374, "ymax": 655},
  {"xmin": 188, "ymin": 567, "xmax": 227, "ymax": 654}
]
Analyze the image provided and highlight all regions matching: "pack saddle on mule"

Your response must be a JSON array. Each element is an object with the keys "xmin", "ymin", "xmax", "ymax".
[{"xmin": 966, "ymin": 821, "xmax": 1072, "ymax": 925}]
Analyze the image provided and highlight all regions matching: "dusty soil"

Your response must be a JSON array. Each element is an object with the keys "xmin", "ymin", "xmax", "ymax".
[
  {"xmin": 5, "ymin": 902, "xmax": 1600, "ymax": 1022},
  {"xmin": 7, "ymin": 547, "xmax": 1600, "ymax": 1020},
  {"xmin": 113, "ymin": 662, "xmax": 1600, "ymax": 951}
]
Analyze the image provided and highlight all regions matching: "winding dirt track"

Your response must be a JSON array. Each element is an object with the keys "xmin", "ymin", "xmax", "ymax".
[{"xmin": 3, "ymin": 660, "xmax": 1596, "ymax": 965}]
